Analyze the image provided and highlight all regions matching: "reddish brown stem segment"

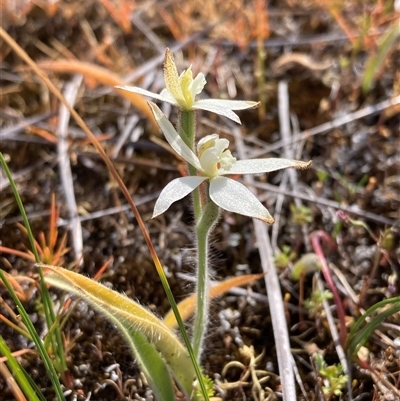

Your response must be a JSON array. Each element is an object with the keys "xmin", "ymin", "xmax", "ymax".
[{"xmin": 310, "ymin": 231, "xmax": 348, "ymax": 346}]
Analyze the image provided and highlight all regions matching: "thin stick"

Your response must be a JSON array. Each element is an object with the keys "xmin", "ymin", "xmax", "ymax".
[
  {"xmin": 232, "ymin": 124, "xmax": 296, "ymax": 401},
  {"xmin": 57, "ymin": 74, "xmax": 84, "ymax": 262}
]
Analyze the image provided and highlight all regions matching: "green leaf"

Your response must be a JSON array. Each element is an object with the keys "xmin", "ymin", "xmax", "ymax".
[
  {"xmin": 291, "ymin": 253, "xmax": 321, "ymax": 280},
  {"xmin": 40, "ymin": 264, "xmax": 198, "ymax": 399},
  {"xmin": 362, "ymin": 23, "xmax": 400, "ymax": 93},
  {"xmin": 0, "ymin": 335, "xmax": 42, "ymax": 401},
  {"xmin": 103, "ymin": 313, "xmax": 176, "ymax": 401},
  {"xmin": 347, "ymin": 296, "xmax": 400, "ymax": 354}
]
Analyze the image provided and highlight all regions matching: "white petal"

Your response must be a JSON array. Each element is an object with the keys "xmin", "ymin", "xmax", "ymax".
[
  {"xmin": 115, "ymin": 85, "xmax": 177, "ymax": 105},
  {"xmin": 220, "ymin": 158, "xmax": 312, "ymax": 175},
  {"xmin": 193, "ymin": 101, "xmax": 241, "ymax": 123},
  {"xmin": 199, "ymin": 147, "xmax": 219, "ymax": 177},
  {"xmin": 197, "ymin": 134, "xmax": 218, "ymax": 153},
  {"xmin": 148, "ymin": 102, "xmax": 202, "ymax": 171},
  {"xmin": 159, "ymin": 89, "xmax": 179, "ymax": 104},
  {"xmin": 214, "ymin": 137, "xmax": 230, "ymax": 153},
  {"xmin": 191, "ymin": 73, "xmax": 206, "ymax": 97},
  {"xmin": 197, "ymin": 98, "xmax": 260, "ymax": 110},
  {"xmin": 153, "ymin": 176, "xmax": 207, "ymax": 217},
  {"xmin": 209, "ymin": 177, "xmax": 274, "ymax": 223}
]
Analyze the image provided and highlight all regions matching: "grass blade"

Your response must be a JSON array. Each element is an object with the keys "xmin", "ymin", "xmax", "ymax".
[{"xmin": 0, "ymin": 153, "xmax": 66, "ymax": 400}]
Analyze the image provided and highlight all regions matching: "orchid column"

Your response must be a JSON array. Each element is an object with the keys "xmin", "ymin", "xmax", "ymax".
[{"xmin": 117, "ymin": 49, "xmax": 311, "ymax": 361}]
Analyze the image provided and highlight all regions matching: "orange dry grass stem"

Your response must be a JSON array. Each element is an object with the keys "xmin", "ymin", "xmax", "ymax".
[
  {"xmin": 37, "ymin": 59, "xmax": 157, "ymax": 130},
  {"xmin": 159, "ymin": 0, "xmax": 270, "ymax": 49},
  {"xmin": 98, "ymin": 0, "xmax": 135, "ymax": 34},
  {"xmin": 317, "ymin": 0, "xmax": 400, "ymax": 50},
  {"xmin": 0, "ymin": 271, "xmax": 35, "ymax": 301},
  {"xmin": 0, "ymin": 194, "xmax": 69, "ymax": 266}
]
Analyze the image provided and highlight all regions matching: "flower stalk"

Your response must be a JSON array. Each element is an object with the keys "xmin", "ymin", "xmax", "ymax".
[
  {"xmin": 179, "ymin": 109, "xmax": 203, "ymax": 219},
  {"xmin": 193, "ymin": 197, "xmax": 220, "ymax": 359}
]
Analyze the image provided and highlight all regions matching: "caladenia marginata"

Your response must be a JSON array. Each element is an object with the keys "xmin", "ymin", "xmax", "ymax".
[
  {"xmin": 147, "ymin": 100, "xmax": 311, "ymax": 359},
  {"xmin": 119, "ymin": 47, "xmax": 311, "ymax": 362},
  {"xmin": 41, "ymin": 48, "xmax": 311, "ymax": 401}
]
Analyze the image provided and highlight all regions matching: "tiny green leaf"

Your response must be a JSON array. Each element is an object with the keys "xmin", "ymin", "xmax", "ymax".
[{"xmin": 291, "ymin": 253, "xmax": 321, "ymax": 280}]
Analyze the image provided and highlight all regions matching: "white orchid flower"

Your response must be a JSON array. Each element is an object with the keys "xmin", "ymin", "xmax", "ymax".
[
  {"xmin": 149, "ymin": 102, "xmax": 312, "ymax": 223},
  {"xmin": 116, "ymin": 48, "xmax": 259, "ymax": 124}
]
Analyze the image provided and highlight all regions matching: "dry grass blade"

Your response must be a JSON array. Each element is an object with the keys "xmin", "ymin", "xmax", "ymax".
[
  {"xmin": 98, "ymin": 0, "xmax": 134, "ymax": 34},
  {"xmin": 37, "ymin": 59, "xmax": 157, "ymax": 130},
  {"xmin": 251, "ymin": 95, "xmax": 400, "ymax": 158},
  {"xmin": 164, "ymin": 273, "xmax": 264, "ymax": 329},
  {"xmin": 231, "ymin": 123, "xmax": 297, "ymax": 401},
  {"xmin": 0, "ymin": 359, "xmax": 27, "ymax": 401}
]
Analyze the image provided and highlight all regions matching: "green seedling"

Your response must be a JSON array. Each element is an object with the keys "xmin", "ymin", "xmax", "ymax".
[
  {"xmin": 304, "ymin": 289, "xmax": 333, "ymax": 318},
  {"xmin": 291, "ymin": 253, "xmax": 321, "ymax": 281},
  {"xmin": 347, "ymin": 296, "xmax": 400, "ymax": 356},
  {"xmin": 314, "ymin": 354, "xmax": 348, "ymax": 398},
  {"xmin": 290, "ymin": 203, "xmax": 313, "ymax": 225},
  {"xmin": 335, "ymin": 173, "xmax": 369, "ymax": 202},
  {"xmin": 363, "ymin": 23, "xmax": 400, "ymax": 93},
  {"xmin": 316, "ymin": 169, "xmax": 329, "ymax": 184},
  {"xmin": 274, "ymin": 245, "xmax": 297, "ymax": 269}
]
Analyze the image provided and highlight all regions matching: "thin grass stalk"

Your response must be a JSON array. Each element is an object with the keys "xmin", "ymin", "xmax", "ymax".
[
  {"xmin": 231, "ymin": 126, "xmax": 296, "ymax": 401},
  {"xmin": 310, "ymin": 231, "xmax": 347, "ymax": 346},
  {"xmin": 0, "ymin": 154, "xmax": 68, "ymax": 381},
  {"xmin": 0, "ymin": 269, "xmax": 65, "ymax": 401},
  {"xmin": 0, "ymin": 154, "xmax": 66, "ymax": 400},
  {"xmin": 0, "ymin": 336, "xmax": 39, "ymax": 401},
  {"xmin": 0, "ymin": 154, "xmax": 68, "ymax": 382}
]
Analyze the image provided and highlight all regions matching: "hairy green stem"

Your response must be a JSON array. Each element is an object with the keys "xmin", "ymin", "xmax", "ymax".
[
  {"xmin": 179, "ymin": 110, "xmax": 202, "ymax": 218},
  {"xmin": 179, "ymin": 110, "xmax": 196, "ymax": 147},
  {"xmin": 193, "ymin": 198, "xmax": 220, "ymax": 360},
  {"xmin": 178, "ymin": 110, "xmax": 220, "ymax": 361}
]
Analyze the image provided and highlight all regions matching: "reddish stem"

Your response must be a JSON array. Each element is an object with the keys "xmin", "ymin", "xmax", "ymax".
[{"xmin": 310, "ymin": 230, "xmax": 348, "ymax": 346}]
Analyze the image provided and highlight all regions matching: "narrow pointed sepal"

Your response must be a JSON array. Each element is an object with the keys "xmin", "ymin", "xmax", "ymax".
[
  {"xmin": 148, "ymin": 102, "xmax": 202, "ymax": 170},
  {"xmin": 163, "ymin": 48, "xmax": 186, "ymax": 107},
  {"xmin": 221, "ymin": 158, "xmax": 312, "ymax": 175},
  {"xmin": 194, "ymin": 99, "xmax": 260, "ymax": 124},
  {"xmin": 115, "ymin": 85, "xmax": 172, "ymax": 103}
]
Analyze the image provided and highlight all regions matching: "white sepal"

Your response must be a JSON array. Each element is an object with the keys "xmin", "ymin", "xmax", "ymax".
[
  {"xmin": 148, "ymin": 102, "xmax": 202, "ymax": 171},
  {"xmin": 192, "ymin": 101, "xmax": 242, "ymax": 124},
  {"xmin": 153, "ymin": 176, "xmax": 207, "ymax": 217},
  {"xmin": 209, "ymin": 176, "xmax": 274, "ymax": 223},
  {"xmin": 220, "ymin": 158, "xmax": 312, "ymax": 175},
  {"xmin": 195, "ymin": 98, "xmax": 260, "ymax": 110},
  {"xmin": 115, "ymin": 85, "xmax": 171, "ymax": 103}
]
